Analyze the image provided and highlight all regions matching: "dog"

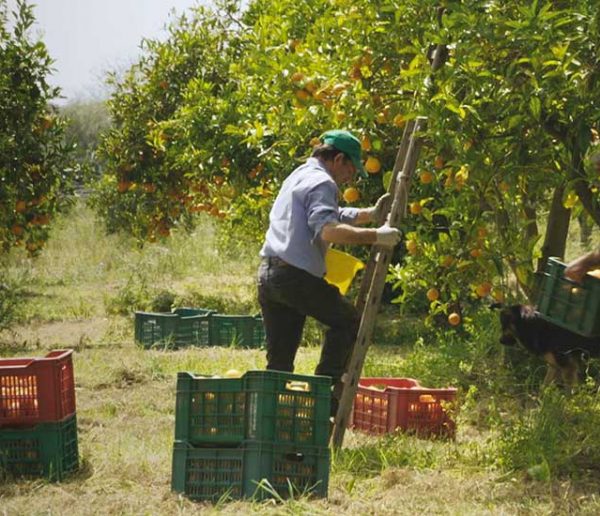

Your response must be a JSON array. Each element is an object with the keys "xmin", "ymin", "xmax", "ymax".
[{"xmin": 494, "ymin": 303, "xmax": 600, "ymax": 387}]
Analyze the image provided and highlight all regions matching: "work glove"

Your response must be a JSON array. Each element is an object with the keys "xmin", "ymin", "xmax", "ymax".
[
  {"xmin": 368, "ymin": 193, "xmax": 392, "ymax": 223},
  {"xmin": 375, "ymin": 224, "xmax": 401, "ymax": 248}
]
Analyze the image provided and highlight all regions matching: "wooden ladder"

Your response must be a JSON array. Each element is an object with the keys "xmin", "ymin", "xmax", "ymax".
[{"xmin": 331, "ymin": 116, "xmax": 427, "ymax": 448}]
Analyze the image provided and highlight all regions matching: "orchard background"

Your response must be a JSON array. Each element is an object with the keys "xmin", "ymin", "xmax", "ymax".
[{"xmin": 2, "ymin": 0, "xmax": 600, "ymax": 513}]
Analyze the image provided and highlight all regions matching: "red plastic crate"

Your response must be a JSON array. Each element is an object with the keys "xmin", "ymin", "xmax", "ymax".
[
  {"xmin": 351, "ymin": 377, "xmax": 457, "ymax": 438},
  {"xmin": 0, "ymin": 350, "xmax": 76, "ymax": 427}
]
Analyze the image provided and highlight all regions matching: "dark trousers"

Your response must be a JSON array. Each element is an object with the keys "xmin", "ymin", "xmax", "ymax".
[{"xmin": 257, "ymin": 257, "xmax": 360, "ymax": 392}]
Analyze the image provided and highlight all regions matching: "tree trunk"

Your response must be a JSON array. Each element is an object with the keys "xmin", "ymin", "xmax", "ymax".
[{"xmin": 538, "ymin": 184, "xmax": 571, "ymax": 272}]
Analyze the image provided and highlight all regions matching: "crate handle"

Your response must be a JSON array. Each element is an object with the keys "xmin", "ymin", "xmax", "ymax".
[
  {"xmin": 283, "ymin": 452, "xmax": 305, "ymax": 463},
  {"xmin": 286, "ymin": 380, "xmax": 311, "ymax": 392},
  {"xmin": 0, "ymin": 349, "xmax": 72, "ymax": 370}
]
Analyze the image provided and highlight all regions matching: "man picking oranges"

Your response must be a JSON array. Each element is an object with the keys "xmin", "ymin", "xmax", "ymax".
[{"xmin": 258, "ymin": 129, "xmax": 400, "ymax": 416}]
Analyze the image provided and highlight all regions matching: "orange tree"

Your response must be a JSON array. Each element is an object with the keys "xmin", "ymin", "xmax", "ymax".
[
  {"xmin": 388, "ymin": 0, "xmax": 600, "ymax": 323},
  {"xmin": 95, "ymin": 0, "xmax": 599, "ymax": 321},
  {"xmin": 0, "ymin": 0, "xmax": 73, "ymax": 255}
]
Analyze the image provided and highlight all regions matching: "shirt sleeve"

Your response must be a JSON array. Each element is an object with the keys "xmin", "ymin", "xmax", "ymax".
[
  {"xmin": 339, "ymin": 207, "xmax": 359, "ymax": 224},
  {"xmin": 305, "ymin": 181, "xmax": 340, "ymax": 241}
]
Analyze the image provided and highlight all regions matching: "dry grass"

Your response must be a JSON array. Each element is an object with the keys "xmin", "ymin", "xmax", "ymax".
[{"xmin": 1, "ymin": 203, "xmax": 600, "ymax": 515}]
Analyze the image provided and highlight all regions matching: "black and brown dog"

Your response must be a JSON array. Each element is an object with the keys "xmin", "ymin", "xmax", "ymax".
[{"xmin": 494, "ymin": 304, "xmax": 600, "ymax": 387}]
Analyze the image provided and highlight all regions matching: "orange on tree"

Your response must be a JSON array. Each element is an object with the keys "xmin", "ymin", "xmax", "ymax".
[
  {"xmin": 426, "ymin": 288, "xmax": 440, "ymax": 302},
  {"xmin": 470, "ymin": 248, "xmax": 483, "ymax": 258},
  {"xmin": 441, "ymin": 255, "xmax": 454, "ymax": 268},
  {"xmin": 291, "ymin": 71, "xmax": 304, "ymax": 83},
  {"xmin": 343, "ymin": 187, "xmax": 360, "ymax": 203},
  {"xmin": 420, "ymin": 171, "xmax": 434, "ymax": 184},
  {"xmin": 393, "ymin": 114, "xmax": 405, "ymax": 127},
  {"xmin": 475, "ymin": 281, "xmax": 492, "ymax": 298},
  {"xmin": 365, "ymin": 156, "xmax": 381, "ymax": 174},
  {"xmin": 406, "ymin": 239, "xmax": 418, "ymax": 255},
  {"xmin": 491, "ymin": 288, "xmax": 505, "ymax": 303},
  {"xmin": 448, "ymin": 312, "xmax": 461, "ymax": 326},
  {"xmin": 11, "ymin": 224, "xmax": 24, "ymax": 236},
  {"xmin": 295, "ymin": 89, "xmax": 310, "ymax": 101},
  {"xmin": 117, "ymin": 180, "xmax": 132, "ymax": 193},
  {"xmin": 360, "ymin": 135, "xmax": 372, "ymax": 152},
  {"xmin": 434, "ymin": 155, "xmax": 445, "ymax": 169},
  {"xmin": 15, "ymin": 200, "xmax": 27, "ymax": 213},
  {"xmin": 409, "ymin": 201, "xmax": 422, "ymax": 215}
]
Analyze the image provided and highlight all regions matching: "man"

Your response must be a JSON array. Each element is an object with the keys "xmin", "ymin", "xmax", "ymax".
[{"xmin": 257, "ymin": 129, "xmax": 401, "ymax": 412}]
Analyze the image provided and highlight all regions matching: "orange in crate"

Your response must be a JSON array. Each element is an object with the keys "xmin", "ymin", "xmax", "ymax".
[
  {"xmin": 350, "ymin": 377, "xmax": 457, "ymax": 438},
  {"xmin": 0, "ymin": 350, "xmax": 76, "ymax": 427}
]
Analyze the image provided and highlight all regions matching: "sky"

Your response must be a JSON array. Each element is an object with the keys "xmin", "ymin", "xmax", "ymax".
[{"xmin": 20, "ymin": 0, "xmax": 207, "ymax": 104}]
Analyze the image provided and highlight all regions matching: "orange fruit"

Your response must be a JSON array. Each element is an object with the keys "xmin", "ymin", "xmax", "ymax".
[
  {"xmin": 291, "ymin": 71, "xmax": 305, "ymax": 83},
  {"xmin": 15, "ymin": 200, "xmax": 27, "ymax": 213},
  {"xmin": 420, "ymin": 171, "xmax": 434, "ymax": 184},
  {"xmin": 365, "ymin": 156, "xmax": 381, "ymax": 174},
  {"xmin": 409, "ymin": 202, "xmax": 422, "ymax": 215},
  {"xmin": 475, "ymin": 282, "xmax": 492, "ymax": 298},
  {"xmin": 406, "ymin": 239, "xmax": 418, "ymax": 255},
  {"xmin": 295, "ymin": 89, "xmax": 310, "ymax": 101},
  {"xmin": 11, "ymin": 224, "xmax": 24, "ymax": 236},
  {"xmin": 448, "ymin": 312, "xmax": 461, "ymax": 326},
  {"xmin": 304, "ymin": 80, "xmax": 317, "ymax": 93},
  {"xmin": 360, "ymin": 135, "xmax": 372, "ymax": 152},
  {"xmin": 470, "ymin": 248, "xmax": 483, "ymax": 258},
  {"xmin": 434, "ymin": 156, "xmax": 445, "ymax": 169},
  {"xmin": 441, "ymin": 255, "xmax": 454, "ymax": 268},
  {"xmin": 477, "ymin": 227, "xmax": 487, "ymax": 239},
  {"xmin": 491, "ymin": 288, "xmax": 505, "ymax": 303},
  {"xmin": 343, "ymin": 187, "xmax": 360, "ymax": 203},
  {"xmin": 426, "ymin": 288, "xmax": 440, "ymax": 302},
  {"xmin": 117, "ymin": 180, "xmax": 132, "ymax": 193},
  {"xmin": 393, "ymin": 114, "xmax": 405, "ymax": 127}
]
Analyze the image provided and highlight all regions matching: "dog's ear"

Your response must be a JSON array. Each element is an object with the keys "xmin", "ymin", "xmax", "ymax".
[{"xmin": 489, "ymin": 302, "xmax": 504, "ymax": 310}]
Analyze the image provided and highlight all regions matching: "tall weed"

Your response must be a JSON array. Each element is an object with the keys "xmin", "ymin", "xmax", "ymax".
[{"xmin": 495, "ymin": 384, "xmax": 600, "ymax": 480}]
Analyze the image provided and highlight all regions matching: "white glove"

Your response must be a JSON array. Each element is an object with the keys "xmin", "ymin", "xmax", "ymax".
[
  {"xmin": 368, "ymin": 193, "xmax": 392, "ymax": 223},
  {"xmin": 375, "ymin": 225, "xmax": 401, "ymax": 248}
]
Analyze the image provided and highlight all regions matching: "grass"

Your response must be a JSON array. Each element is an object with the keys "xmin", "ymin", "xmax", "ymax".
[{"xmin": 1, "ymin": 201, "xmax": 600, "ymax": 515}]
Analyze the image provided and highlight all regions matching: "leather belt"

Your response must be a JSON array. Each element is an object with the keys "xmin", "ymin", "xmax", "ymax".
[{"xmin": 263, "ymin": 256, "xmax": 290, "ymax": 266}]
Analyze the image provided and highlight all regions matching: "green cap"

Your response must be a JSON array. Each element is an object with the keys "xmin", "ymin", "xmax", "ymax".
[{"xmin": 320, "ymin": 129, "xmax": 367, "ymax": 178}]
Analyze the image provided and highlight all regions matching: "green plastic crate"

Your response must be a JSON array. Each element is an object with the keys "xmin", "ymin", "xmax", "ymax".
[
  {"xmin": 134, "ymin": 308, "xmax": 213, "ymax": 349},
  {"xmin": 537, "ymin": 257, "xmax": 600, "ymax": 336},
  {"xmin": 0, "ymin": 414, "xmax": 79, "ymax": 481},
  {"xmin": 135, "ymin": 311, "xmax": 179, "ymax": 349},
  {"xmin": 253, "ymin": 315, "xmax": 266, "ymax": 347},
  {"xmin": 176, "ymin": 313, "xmax": 211, "ymax": 347},
  {"xmin": 171, "ymin": 440, "xmax": 329, "ymax": 501},
  {"xmin": 173, "ymin": 307, "xmax": 213, "ymax": 318},
  {"xmin": 175, "ymin": 370, "xmax": 331, "ymax": 447},
  {"xmin": 209, "ymin": 315, "xmax": 263, "ymax": 348}
]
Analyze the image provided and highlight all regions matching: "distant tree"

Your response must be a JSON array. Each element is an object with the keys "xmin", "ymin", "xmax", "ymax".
[{"xmin": 61, "ymin": 99, "xmax": 111, "ymax": 182}]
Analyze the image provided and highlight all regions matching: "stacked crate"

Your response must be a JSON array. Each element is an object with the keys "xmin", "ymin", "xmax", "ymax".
[
  {"xmin": 134, "ymin": 308, "xmax": 265, "ymax": 349},
  {"xmin": 171, "ymin": 370, "xmax": 331, "ymax": 501},
  {"xmin": 0, "ymin": 350, "xmax": 79, "ymax": 481},
  {"xmin": 350, "ymin": 377, "xmax": 457, "ymax": 438}
]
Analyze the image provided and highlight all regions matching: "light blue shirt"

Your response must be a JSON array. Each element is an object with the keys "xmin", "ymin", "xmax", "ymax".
[{"xmin": 260, "ymin": 157, "xmax": 359, "ymax": 277}]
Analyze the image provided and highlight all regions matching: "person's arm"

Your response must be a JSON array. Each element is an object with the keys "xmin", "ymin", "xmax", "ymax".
[
  {"xmin": 321, "ymin": 222, "xmax": 400, "ymax": 247},
  {"xmin": 565, "ymin": 249, "xmax": 600, "ymax": 282},
  {"xmin": 340, "ymin": 193, "xmax": 392, "ymax": 226}
]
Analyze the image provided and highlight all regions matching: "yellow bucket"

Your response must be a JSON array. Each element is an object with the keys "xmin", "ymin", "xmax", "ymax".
[{"xmin": 324, "ymin": 248, "xmax": 365, "ymax": 295}]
